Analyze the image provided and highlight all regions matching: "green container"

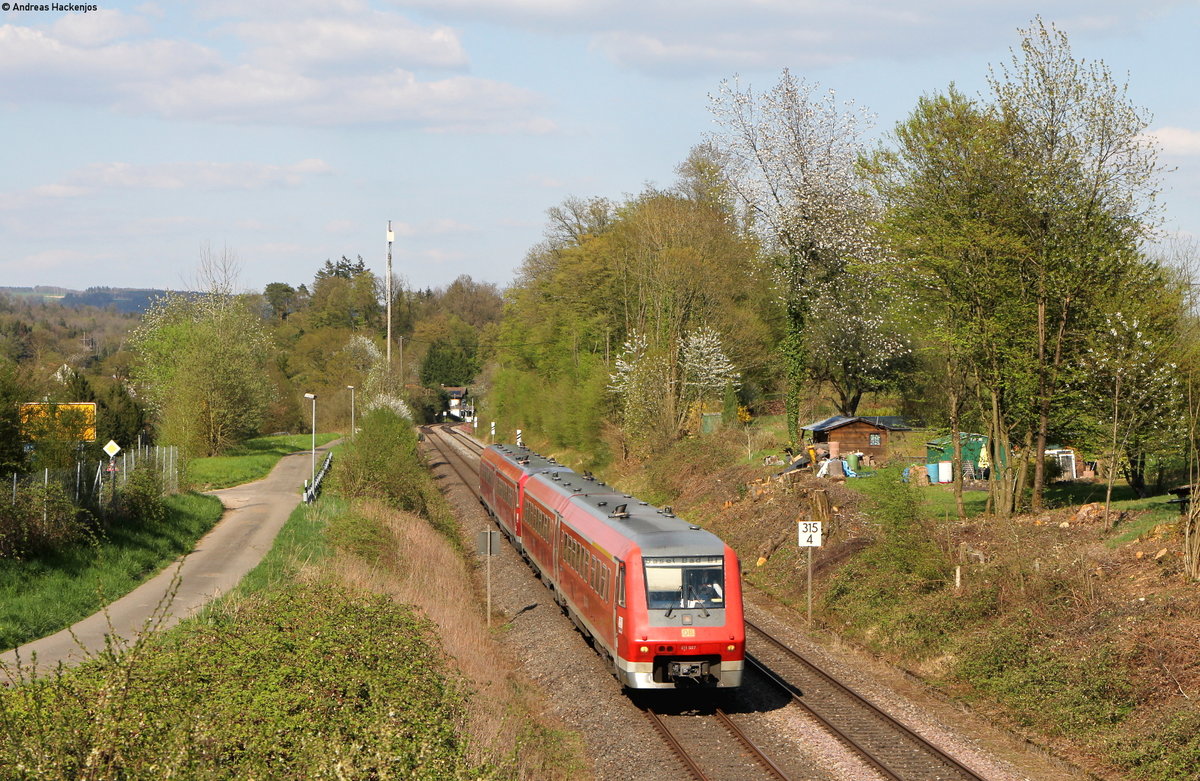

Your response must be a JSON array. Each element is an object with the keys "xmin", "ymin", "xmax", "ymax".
[{"xmin": 847, "ymin": 453, "xmax": 860, "ymax": 472}]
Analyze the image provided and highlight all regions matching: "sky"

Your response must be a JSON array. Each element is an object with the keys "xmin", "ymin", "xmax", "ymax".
[{"xmin": 1, "ymin": 0, "xmax": 1198, "ymax": 295}]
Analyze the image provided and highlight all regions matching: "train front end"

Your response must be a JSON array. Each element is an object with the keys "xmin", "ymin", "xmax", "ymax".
[{"xmin": 616, "ymin": 533, "xmax": 744, "ymax": 689}]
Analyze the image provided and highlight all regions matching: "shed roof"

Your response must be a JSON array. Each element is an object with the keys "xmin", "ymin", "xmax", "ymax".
[{"xmin": 801, "ymin": 415, "xmax": 912, "ymax": 433}]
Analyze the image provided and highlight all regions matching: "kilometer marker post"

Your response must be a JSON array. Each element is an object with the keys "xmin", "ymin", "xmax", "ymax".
[{"xmin": 798, "ymin": 520, "xmax": 822, "ymax": 625}]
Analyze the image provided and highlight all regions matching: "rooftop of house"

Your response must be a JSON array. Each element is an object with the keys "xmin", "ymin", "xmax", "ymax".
[{"xmin": 801, "ymin": 415, "xmax": 913, "ymax": 433}]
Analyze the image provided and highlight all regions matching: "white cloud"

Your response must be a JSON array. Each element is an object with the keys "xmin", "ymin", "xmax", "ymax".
[
  {"xmin": 426, "ymin": 218, "xmax": 477, "ymax": 234},
  {"xmin": 4, "ymin": 249, "xmax": 100, "ymax": 273},
  {"xmin": 230, "ymin": 14, "xmax": 468, "ymax": 73},
  {"xmin": 416, "ymin": 248, "xmax": 465, "ymax": 264},
  {"xmin": 394, "ymin": 0, "xmax": 1185, "ymax": 75},
  {"xmin": 134, "ymin": 66, "xmax": 552, "ymax": 131},
  {"xmin": 66, "ymin": 159, "xmax": 334, "ymax": 191},
  {"xmin": 29, "ymin": 184, "xmax": 90, "ymax": 199},
  {"xmin": 1149, "ymin": 127, "xmax": 1200, "ymax": 156},
  {"xmin": 0, "ymin": 160, "xmax": 334, "ymax": 211},
  {"xmin": 250, "ymin": 242, "xmax": 315, "ymax": 256},
  {"xmin": 0, "ymin": 24, "xmax": 219, "ymax": 103},
  {"xmin": 0, "ymin": 9, "xmax": 553, "ymax": 133},
  {"xmin": 50, "ymin": 9, "xmax": 152, "ymax": 47},
  {"xmin": 194, "ymin": 0, "xmax": 369, "ymax": 20}
]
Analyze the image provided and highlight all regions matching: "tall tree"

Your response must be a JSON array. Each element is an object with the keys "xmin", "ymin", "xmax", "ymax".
[
  {"xmin": 709, "ymin": 70, "xmax": 883, "ymax": 444},
  {"xmin": 872, "ymin": 86, "xmax": 1035, "ymax": 516},
  {"xmin": 989, "ymin": 17, "xmax": 1166, "ymax": 509},
  {"xmin": 131, "ymin": 292, "xmax": 274, "ymax": 457}
]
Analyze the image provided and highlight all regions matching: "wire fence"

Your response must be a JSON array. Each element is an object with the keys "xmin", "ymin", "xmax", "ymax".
[{"xmin": 7, "ymin": 445, "xmax": 181, "ymax": 510}]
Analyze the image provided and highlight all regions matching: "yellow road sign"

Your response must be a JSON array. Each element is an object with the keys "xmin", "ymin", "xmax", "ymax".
[{"xmin": 19, "ymin": 402, "xmax": 97, "ymax": 442}]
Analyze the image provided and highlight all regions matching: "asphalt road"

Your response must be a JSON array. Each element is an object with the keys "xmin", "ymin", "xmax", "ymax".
[{"xmin": 0, "ymin": 443, "xmax": 334, "ymax": 682}]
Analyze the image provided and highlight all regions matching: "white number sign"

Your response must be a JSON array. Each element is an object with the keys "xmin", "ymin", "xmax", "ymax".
[{"xmin": 798, "ymin": 520, "xmax": 823, "ymax": 547}]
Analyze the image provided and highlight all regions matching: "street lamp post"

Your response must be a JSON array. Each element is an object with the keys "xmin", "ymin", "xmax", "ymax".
[
  {"xmin": 347, "ymin": 385, "xmax": 356, "ymax": 437},
  {"xmin": 304, "ymin": 392, "xmax": 317, "ymax": 487}
]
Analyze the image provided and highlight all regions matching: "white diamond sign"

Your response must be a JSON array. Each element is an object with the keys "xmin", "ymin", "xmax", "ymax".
[{"xmin": 103, "ymin": 440, "xmax": 121, "ymax": 458}]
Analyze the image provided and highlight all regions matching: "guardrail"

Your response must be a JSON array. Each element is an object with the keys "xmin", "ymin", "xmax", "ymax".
[{"xmin": 303, "ymin": 452, "xmax": 334, "ymax": 504}]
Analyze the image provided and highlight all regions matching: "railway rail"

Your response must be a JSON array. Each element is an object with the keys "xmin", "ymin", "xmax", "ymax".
[
  {"xmin": 641, "ymin": 704, "xmax": 793, "ymax": 781},
  {"xmin": 745, "ymin": 620, "xmax": 984, "ymax": 781}
]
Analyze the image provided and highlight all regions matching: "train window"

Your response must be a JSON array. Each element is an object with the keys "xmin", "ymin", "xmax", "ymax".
[{"xmin": 643, "ymin": 556, "xmax": 725, "ymax": 611}]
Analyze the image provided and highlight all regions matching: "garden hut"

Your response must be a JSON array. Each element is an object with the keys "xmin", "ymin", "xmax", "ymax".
[{"xmin": 801, "ymin": 415, "xmax": 912, "ymax": 461}]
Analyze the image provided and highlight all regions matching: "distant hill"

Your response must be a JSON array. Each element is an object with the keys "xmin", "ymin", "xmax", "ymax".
[{"xmin": 0, "ymin": 286, "xmax": 178, "ymax": 314}]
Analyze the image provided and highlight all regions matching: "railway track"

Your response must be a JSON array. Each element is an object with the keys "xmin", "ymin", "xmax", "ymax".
[
  {"xmin": 641, "ymin": 703, "xmax": 793, "ymax": 781},
  {"xmin": 745, "ymin": 620, "xmax": 984, "ymax": 781},
  {"xmin": 421, "ymin": 425, "xmax": 983, "ymax": 781}
]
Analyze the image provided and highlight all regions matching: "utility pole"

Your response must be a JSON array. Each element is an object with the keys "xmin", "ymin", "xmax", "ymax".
[{"xmin": 386, "ymin": 221, "xmax": 394, "ymax": 373}]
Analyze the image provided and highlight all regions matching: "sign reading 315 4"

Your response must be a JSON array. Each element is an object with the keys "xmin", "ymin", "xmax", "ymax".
[{"xmin": 798, "ymin": 521, "xmax": 823, "ymax": 547}]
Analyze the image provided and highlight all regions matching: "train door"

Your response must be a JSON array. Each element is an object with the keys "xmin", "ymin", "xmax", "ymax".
[
  {"xmin": 614, "ymin": 560, "xmax": 626, "ymax": 647},
  {"xmin": 551, "ymin": 511, "xmax": 563, "ymax": 593}
]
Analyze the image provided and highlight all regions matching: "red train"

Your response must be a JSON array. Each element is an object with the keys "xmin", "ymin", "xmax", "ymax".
[{"xmin": 479, "ymin": 444, "xmax": 744, "ymax": 689}]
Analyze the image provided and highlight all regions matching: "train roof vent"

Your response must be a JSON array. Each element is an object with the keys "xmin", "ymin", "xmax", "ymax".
[
  {"xmin": 689, "ymin": 525, "xmax": 701, "ymax": 531},
  {"xmin": 597, "ymin": 501, "xmax": 608, "ymax": 507},
  {"xmin": 660, "ymin": 506, "xmax": 675, "ymax": 517},
  {"xmin": 583, "ymin": 471, "xmax": 595, "ymax": 481},
  {"xmin": 609, "ymin": 503, "xmax": 630, "ymax": 519},
  {"xmin": 639, "ymin": 501, "xmax": 648, "ymax": 506},
  {"xmin": 518, "ymin": 458, "xmax": 530, "ymax": 465}
]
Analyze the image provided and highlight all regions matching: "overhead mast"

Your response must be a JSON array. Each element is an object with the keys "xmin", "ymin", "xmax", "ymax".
[{"xmin": 386, "ymin": 220, "xmax": 394, "ymax": 373}]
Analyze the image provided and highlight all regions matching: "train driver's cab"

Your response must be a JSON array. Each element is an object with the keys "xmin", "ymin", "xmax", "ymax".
[{"xmin": 644, "ymin": 556, "xmax": 725, "ymax": 615}]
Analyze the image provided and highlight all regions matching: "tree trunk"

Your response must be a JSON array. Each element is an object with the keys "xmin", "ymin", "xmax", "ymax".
[
  {"xmin": 1124, "ymin": 449, "xmax": 1150, "ymax": 499},
  {"xmin": 989, "ymin": 388, "xmax": 1013, "ymax": 518},
  {"xmin": 949, "ymin": 382, "xmax": 964, "ymax": 520},
  {"xmin": 1103, "ymin": 375, "xmax": 1121, "ymax": 527},
  {"xmin": 1032, "ymin": 296, "xmax": 1047, "ymax": 512}
]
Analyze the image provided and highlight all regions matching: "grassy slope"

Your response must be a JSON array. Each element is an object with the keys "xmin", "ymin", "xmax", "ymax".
[
  {"xmin": 0, "ymin": 492, "xmax": 223, "ymax": 651},
  {"xmin": 1, "ymin": 433, "xmax": 334, "ymax": 651}
]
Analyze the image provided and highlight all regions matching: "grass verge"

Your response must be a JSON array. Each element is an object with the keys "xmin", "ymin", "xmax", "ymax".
[
  {"xmin": 188, "ymin": 433, "xmax": 340, "ymax": 489},
  {"xmin": 0, "ymin": 492, "xmax": 223, "ymax": 652}
]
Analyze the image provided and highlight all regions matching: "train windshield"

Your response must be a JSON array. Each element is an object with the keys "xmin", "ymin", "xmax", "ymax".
[{"xmin": 643, "ymin": 556, "xmax": 725, "ymax": 610}]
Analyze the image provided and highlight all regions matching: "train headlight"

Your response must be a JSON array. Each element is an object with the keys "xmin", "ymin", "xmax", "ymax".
[
  {"xmin": 727, "ymin": 644, "xmax": 736, "ymax": 652},
  {"xmin": 639, "ymin": 645, "xmax": 649, "ymax": 654}
]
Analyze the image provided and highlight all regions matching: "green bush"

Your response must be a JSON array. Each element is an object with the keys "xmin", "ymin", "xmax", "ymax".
[
  {"xmin": 334, "ymin": 409, "xmax": 427, "ymax": 514},
  {"xmin": 324, "ymin": 508, "xmax": 390, "ymax": 563},
  {"xmin": 0, "ymin": 483, "xmax": 94, "ymax": 560},
  {"xmin": 113, "ymin": 465, "xmax": 167, "ymax": 524},
  {"xmin": 0, "ymin": 581, "xmax": 487, "ymax": 779}
]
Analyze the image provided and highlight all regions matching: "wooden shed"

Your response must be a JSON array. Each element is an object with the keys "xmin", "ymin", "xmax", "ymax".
[{"xmin": 801, "ymin": 415, "xmax": 912, "ymax": 461}]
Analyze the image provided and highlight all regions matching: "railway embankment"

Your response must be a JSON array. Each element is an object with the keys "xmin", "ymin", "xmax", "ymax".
[{"xmin": 598, "ymin": 428, "xmax": 1199, "ymax": 781}]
